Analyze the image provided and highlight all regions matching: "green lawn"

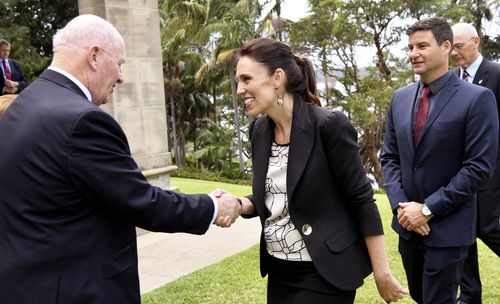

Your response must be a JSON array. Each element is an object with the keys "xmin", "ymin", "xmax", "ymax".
[{"xmin": 142, "ymin": 177, "xmax": 500, "ymax": 304}]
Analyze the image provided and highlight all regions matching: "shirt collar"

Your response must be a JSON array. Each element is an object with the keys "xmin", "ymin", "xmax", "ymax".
[
  {"xmin": 461, "ymin": 54, "xmax": 483, "ymax": 81},
  {"xmin": 47, "ymin": 66, "xmax": 92, "ymax": 102},
  {"xmin": 420, "ymin": 71, "xmax": 452, "ymax": 95}
]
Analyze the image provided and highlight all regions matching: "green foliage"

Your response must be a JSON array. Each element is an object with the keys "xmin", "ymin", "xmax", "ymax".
[{"xmin": 0, "ymin": 0, "xmax": 78, "ymax": 82}]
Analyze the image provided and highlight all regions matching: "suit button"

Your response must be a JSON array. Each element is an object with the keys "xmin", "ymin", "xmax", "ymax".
[{"xmin": 301, "ymin": 224, "xmax": 312, "ymax": 235}]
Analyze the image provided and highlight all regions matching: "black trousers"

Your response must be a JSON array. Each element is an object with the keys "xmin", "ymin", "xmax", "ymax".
[
  {"xmin": 459, "ymin": 188, "xmax": 500, "ymax": 304},
  {"xmin": 399, "ymin": 236, "xmax": 468, "ymax": 304},
  {"xmin": 266, "ymin": 256, "xmax": 356, "ymax": 304}
]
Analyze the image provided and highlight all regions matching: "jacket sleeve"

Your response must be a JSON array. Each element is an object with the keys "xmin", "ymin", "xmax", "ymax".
[
  {"xmin": 13, "ymin": 60, "xmax": 27, "ymax": 93},
  {"xmin": 380, "ymin": 94, "xmax": 410, "ymax": 212},
  {"xmin": 425, "ymin": 89, "xmax": 498, "ymax": 216},
  {"xmin": 320, "ymin": 111, "xmax": 384, "ymax": 236},
  {"xmin": 67, "ymin": 109, "xmax": 214, "ymax": 234}
]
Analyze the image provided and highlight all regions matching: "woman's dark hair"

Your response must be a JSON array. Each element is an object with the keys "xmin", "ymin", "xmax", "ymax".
[{"xmin": 237, "ymin": 38, "xmax": 321, "ymax": 106}]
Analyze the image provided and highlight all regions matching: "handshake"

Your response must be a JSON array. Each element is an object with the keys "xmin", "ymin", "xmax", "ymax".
[{"xmin": 210, "ymin": 189, "xmax": 248, "ymax": 228}]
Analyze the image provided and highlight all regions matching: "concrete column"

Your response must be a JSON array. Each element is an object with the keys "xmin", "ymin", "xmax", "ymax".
[{"xmin": 78, "ymin": 0, "xmax": 176, "ymax": 189}]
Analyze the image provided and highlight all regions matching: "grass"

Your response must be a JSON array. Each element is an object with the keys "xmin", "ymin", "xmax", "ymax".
[{"xmin": 142, "ymin": 177, "xmax": 500, "ymax": 304}]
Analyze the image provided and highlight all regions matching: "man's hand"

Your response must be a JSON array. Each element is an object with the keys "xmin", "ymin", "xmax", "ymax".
[
  {"xmin": 412, "ymin": 223, "xmax": 431, "ymax": 236},
  {"xmin": 210, "ymin": 190, "xmax": 242, "ymax": 228},
  {"xmin": 397, "ymin": 201, "xmax": 431, "ymax": 231},
  {"xmin": 4, "ymin": 80, "xmax": 18, "ymax": 93}
]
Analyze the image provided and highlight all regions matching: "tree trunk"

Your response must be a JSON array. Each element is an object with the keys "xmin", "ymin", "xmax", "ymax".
[
  {"xmin": 177, "ymin": 128, "xmax": 186, "ymax": 166},
  {"xmin": 364, "ymin": 127, "xmax": 384, "ymax": 189},
  {"xmin": 169, "ymin": 96, "xmax": 178, "ymax": 165},
  {"xmin": 230, "ymin": 63, "xmax": 244, "ymax": 173},
  {"xmin": 321, "ymin": 47, "xmax": 330, "ymax": 105},
  {"xmin": 212, "ymin": 85, "xmax": 218, "ymax": 124}
]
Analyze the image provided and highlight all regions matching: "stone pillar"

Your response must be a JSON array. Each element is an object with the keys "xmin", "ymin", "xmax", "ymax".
[{"xmin": 78, "ymin": 0, "xmax": 176, "ymax": 189}]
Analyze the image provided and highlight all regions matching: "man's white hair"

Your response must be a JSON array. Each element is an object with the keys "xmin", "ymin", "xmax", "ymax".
[
  {"xmin": 53, "ymin": 14, "xmax": 124, "ymax": 53},
  {"xmin": 452, "ymin": 23, "xmax": 479, "ymax": 38}
]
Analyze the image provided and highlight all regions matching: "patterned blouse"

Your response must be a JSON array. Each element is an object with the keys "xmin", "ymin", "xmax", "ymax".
[{"xmin": 263, "ymin": 141, "xmax": 312, "ymax": 261}]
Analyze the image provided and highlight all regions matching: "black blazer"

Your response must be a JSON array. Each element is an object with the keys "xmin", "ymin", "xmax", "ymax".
[
  {"xmin": 248, "ymin": 96, "xmax": 383, "ymax": 291},
  {"xmin": 381, "ymin": 72, "xmax": 498, "ymax": 247},
  {"xmin": 0, "ymin": 69, "xmax": 214, "ymax": 303},
  {"xmin": 0, "ymin": 58, "xmax": 27, "ymax": 95}
]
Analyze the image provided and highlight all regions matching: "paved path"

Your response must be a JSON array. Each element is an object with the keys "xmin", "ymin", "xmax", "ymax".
[{"xmin": 137, "ymin": 217, "xmax": 261, "ymax": 294}]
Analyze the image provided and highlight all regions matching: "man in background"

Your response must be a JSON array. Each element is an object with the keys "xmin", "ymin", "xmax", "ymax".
[
  {"xmin": 381, "ymin": 17, "xmax": 498, "ymax": 303},
  {"xmin": 451, "ymin": 22, "xmax": 500, "ymax": 304},
  {"xmin": 0, "ymin": 14, "xmax": 241, "ymax": 304},
  {"xmin": 0, "ymin": 39, "xmax": 27, "ymax": 95}
]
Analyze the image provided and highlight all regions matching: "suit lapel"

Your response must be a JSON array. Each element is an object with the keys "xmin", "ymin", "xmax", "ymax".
[
  {"xmin": 287, "ymin": 96, "xmax": 315, "ymax": 200},
  {"xmin": 251, "ymin": 116, "xmax": 273, "ymax": 219},
  {"xmin": 473, "ymin": 59, "xmax": 489, "ymax": 86},
  {"xmin": 405, "ymin": 84, "xmax": 419, "ymax": 154}
]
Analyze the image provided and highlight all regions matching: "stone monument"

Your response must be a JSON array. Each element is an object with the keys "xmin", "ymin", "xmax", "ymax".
[{"xmin": 78, "ymin": 0, "xmax": 176, "ymax": 189}]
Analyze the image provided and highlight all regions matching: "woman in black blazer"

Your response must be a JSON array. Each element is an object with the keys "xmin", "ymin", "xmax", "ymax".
[{"xmin": 233, "ymin": 38, "xmax": 407, "ymax": 303}]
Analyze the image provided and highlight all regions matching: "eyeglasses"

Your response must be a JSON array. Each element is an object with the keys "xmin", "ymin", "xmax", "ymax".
[
  {"xmin": 96, "ymin": 47, "xmax": 124, "ymax": 72},
  {"xmin": 452, "ymin": 37, "xmax": 476, "ymax": 51}
]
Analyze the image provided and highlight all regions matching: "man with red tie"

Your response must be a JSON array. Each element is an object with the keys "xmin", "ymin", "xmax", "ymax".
[
  {"xmin": 0, "ymin": 39, "xmax": 27, "ymax": 95},
  {"xmin": 381, "ymin": 17, "xmax": 498, "ymax": 303},
  {"xmin": 451, "ymin": 22, "xmax": 500, "ymax": 304}
]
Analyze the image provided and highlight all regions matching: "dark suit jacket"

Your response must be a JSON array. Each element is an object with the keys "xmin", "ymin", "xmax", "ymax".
[
  {"xmin": 453, "ymin": 59, "xmax": 500, "ymax": 190},
  {"xmin": 0, "ymin": 58, "xmax": 27, "ymax": 95},
  {"xmin": 454, "ymin": 59, "xmax": 500, "ymax": 236},
  {"xmin": 248, "ymin": 96, "xmax": 384, "ymax": 291},
  {"xmin": 381, "ymin": 72, "xmax": 498, "ymax": 247},
  {"xmin": 0, "ymin": 69, "xmax": 214, "ymax": 303}
]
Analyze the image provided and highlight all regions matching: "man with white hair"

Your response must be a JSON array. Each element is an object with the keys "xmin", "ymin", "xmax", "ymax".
[
  {"xmin": 0, "ymin": 14, "xmax": 241, "ymax": 303},
  {"xmin": 451, "ymin": 22, "xmax": 500, "ymax": 304}
]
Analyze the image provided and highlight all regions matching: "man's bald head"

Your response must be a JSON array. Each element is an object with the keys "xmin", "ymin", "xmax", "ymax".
[
  {"xmin": 50, "ymin": 14, "xmax": 126, "ymax": 106},
  {"xmin": 53, "ymin": 14, "xmax": 124, "ymax": 55},
  {"xmin": 451, "ymin": 23, "xmax": 481, "ymax": 68}
]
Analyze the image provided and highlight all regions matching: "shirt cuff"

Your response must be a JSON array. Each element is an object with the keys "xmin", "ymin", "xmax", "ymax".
[{"xmin": 208, "ymin": 194, "xmax": 218, "ymax": 226}]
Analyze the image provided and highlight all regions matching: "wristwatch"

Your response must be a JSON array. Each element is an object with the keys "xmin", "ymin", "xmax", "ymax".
[{"xmin": 422, "ymin": 204, "xmax": 433, "ymax": 218}]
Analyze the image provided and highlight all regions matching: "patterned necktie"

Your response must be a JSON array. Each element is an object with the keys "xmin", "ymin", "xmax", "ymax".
[
  {"xmin": 414, "ymin": 86, "xmax": 431, "ymax": 145},
  {"xmin": 462, "ymin": 69, "xmax": 470, "ymax": 82},
  {"xmin": 2, "ymin": 60, "xmax": 11, "ymax": 80}
]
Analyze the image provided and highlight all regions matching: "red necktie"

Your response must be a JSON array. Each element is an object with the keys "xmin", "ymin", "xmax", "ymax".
[
  {"xmin": 414, "ymin": 86, "xmax": 430, "ymax": 145},
  {"xmin": 2, "ymin": 60, "xmax": 11, "ymax": 80}
]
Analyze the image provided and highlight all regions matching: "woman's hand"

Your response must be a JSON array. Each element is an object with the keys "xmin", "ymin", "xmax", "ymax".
[{"xmin": 374, "ymin": 272, "xmax": 408, "ymax": 303}]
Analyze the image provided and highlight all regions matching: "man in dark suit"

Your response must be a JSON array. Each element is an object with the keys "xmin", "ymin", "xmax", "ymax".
[
  {"xmin": 0, "ymin": 14, "xmax": 241, "ymax": 304},
  {"xmin": 0, "ymin": 39, "xmax": 27, "ymax": 95},
  {"xmin": 381, "ymin": 17, "xmax": 498, "ymax": 304},
  {"xmin": 451, "ymin": 22, "xmax": 500, "ymax": 304}
]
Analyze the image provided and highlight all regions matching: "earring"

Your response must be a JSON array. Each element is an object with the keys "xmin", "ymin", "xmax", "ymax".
[
  {"xmin": 277, "ymin": 95, "xmax": 283, "ymax": 106},
  {"xmin": 275, "ymin": 87, "xmax": 283, "ymax": 106}
]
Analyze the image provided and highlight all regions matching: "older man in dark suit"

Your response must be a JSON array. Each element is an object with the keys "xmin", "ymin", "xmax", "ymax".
[
  {"xmin": 381, "ymin": 17, "xmax": 498, "ymax": 303},
  {"xmin": 0, "ymin": 39, "xmax": 27, "ymax": 95},
  {"xmin": 451, "ymin": 22, "xmax": 500, "ymax": 304},
  {"xmin": 0, "ymin": 14, "xmax": 241, "ymax": 304}
]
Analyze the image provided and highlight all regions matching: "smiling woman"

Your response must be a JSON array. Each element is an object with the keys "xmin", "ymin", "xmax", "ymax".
[{"xmin": 229, "ymin": 38, "xmax": 408, "ymax": 304}]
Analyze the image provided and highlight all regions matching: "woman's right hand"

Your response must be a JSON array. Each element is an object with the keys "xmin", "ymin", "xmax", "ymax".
[
  {"xmin": 239, "ymin": 196, "xmax": 255, "ymax": 215},
  {"xmin": 374, "ymin": 272, "xmax": 408, "ymax": 303}
]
